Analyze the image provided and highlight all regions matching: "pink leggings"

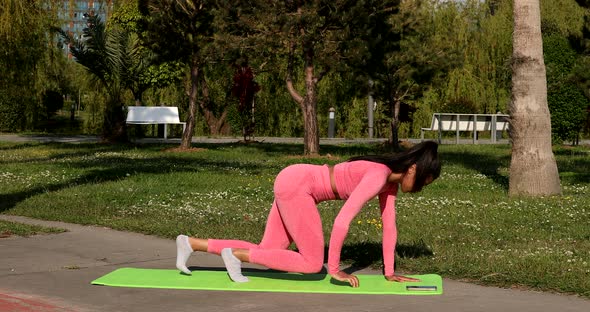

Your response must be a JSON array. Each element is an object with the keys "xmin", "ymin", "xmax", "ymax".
[{"xmin": 207, "ymin": 164, "xmax": 335, "ymax": 273}]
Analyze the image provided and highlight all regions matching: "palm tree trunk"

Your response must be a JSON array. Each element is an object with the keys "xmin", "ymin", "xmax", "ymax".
[
  {"xmin": 509, "ymin": 0, "xmax": 561, "ymax": 196},
  {"xmin": 102, "ymin": 105, "xmax": 127, "ymax": 143}
]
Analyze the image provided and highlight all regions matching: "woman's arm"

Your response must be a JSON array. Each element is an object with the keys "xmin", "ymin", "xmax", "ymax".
[
  {"xmin": 327, "ymin": 169, "xmax": 389, "ymax": 282},
  {"xmin": 379, "ymin": 185, "xmax": 397, "ymax": 277},
  {"xmin": 379, "ymin": 185, "xmax": 421, "ymax": 283}
]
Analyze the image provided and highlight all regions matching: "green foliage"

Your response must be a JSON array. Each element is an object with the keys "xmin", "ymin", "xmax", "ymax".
[
  {"xmin": 411, "ymin": 103, "xmax": 434, "ymax": 136},
  {"xmin": 110, "ymin": 0, "xmax": 184, "ymax": 94},
  {"xmin": 541, "ymin": 0, "xmax": 586, "ymax": 37},
  {"xmin": 5, "ymin": 0, "xmax": 590, "ymax": 143},
  {"xmin": 340, "ymin": 98, "xmax": 367, "ymax": 139},
  {"xmin": 220, "ymin": 0, "xmax": 408, "ymax": 153},
  {"xmin": 547, "ymin": 84, "xmax": 589, "ymax": 143},
  {"xmin": 55, "ymin": 14, "xmax": 142, "ymax": 141},
  {"xmin": 137, "ymin": 0, "xmax": 215, "ymax": 64},
  {"xmin": 81, "ymin": 90, "xmax": 107, "ymax": 135},
  {"xmin": 248, "ymin": 71, "xmax": 303, "ymax": 137},
  {"xmin": 0, "ymin": 89, "xmax": 26, "ymax": 131},
  {"xmin": 544, "ymin": 35, "xmax": 578, "ymax": 77},
  {"xmin": 142, "ymin": 62, "xmax": 185, "ymax": 89},
  {"xmin": 422, "ymin": 0, "xmax": 589, "ymax": 143},
  {"xmin": 34, "ymin": 46, "xmax": 82, "ymax": 126},
  {"xmin": 435, "ymin": 0, "xmax": 512, "ymax": 116},
  {"xmin": 138, "ymin": 0, "xmax": 233, "ymax": 142},
  {"xmin": 315, "ymin": 72, "xmax": 365, "ymax": 137},
  {"xmin": 442, "ymin": 95, "xmax": 479, "ymax": 114},
  {"xmin": 544, "ymin": 34, "xmax": 589, "ymax": 143},
  {"xmin": 0, "ymin": 220, "xmax": 65, "ymax": 237},
  {"xmin": 110, "ymin": 0, "xmax": 144, "ymax": 33},
  {"xmin": 0, "ymin": 0, "xmax": 62, "ymax": 130}
]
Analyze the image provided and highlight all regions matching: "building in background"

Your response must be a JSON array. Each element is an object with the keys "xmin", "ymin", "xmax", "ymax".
[{"xmin": 58, "ymin": 0, "xmax": 115, "ymax": 58}]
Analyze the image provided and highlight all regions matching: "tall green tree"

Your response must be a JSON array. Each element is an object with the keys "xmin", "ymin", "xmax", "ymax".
[
  {"xmin": 571, "ymin": 0, "xmax": 590, "ymax": 138},
  {"xmin": 0, "ymin": 0, "xmax": 60, "ymax": 130},
  {"xmin": 110, "ymin": 0, "xmax": 184, "ymax": 107},
  {"xmin": 365, "ymin": 0, "xmax": 458, "ymax": 150},
  {"xmin": 509, "ymin": 0, "xmax": 561, "ymax": 196},
  {"xmin": 225, "ymin": 0, "xmax": 402, "ymax": 155},
  {"xmin": 434, "ymin": 0, "xmax": 512, "ymax": 116},
  {"xmin": 139, "ymin": 0, "xmax": 224, "ymax": 149},
  {"xmin": 544, "ymin": 34, "xmax": 589, "ymax": 144},
  {"xmin": 56, "ymin": 15, "xmax": 134, "ymax": 142}
]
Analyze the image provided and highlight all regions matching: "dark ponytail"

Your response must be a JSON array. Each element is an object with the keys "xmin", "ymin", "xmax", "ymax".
[{"xmin": 348, "ymin": 141, "xmax": 441, "ymax": 192}]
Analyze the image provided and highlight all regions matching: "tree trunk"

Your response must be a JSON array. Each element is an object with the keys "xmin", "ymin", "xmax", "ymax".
[
  {"xmin": 101, "ymin": 89, "xmax": 127, "ymax": 143},
  {"xmin": 286, "ymin": 46, "xmax": 320, "ymax": 156},
  {"xmin": 509, "ymin": 0, "xmax": 561, "ymax": 196},
  {"xmin": 180, "ymin": 58, "xmax": 199, "ymax": 149},
  {"xmin": 102, "ymin": 105, "xmax": 127, "ymax": 143},
  {"xmin": 303, "ymin": 54, "xmax": 320, "ymax": 156},
  {"xmin": 198, "ymin": 73, "xmax": 229, "ymax": 136},
  {"xmin": 389, "ymin": 95, "xmax": 402, "ymax": 152},
  {"xmin": 201, "ymin": 109, "xmax": 229, "ymax": 135}
]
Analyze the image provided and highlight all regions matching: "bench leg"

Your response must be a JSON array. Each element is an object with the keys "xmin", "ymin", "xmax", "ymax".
[{"xmin": 164, "ymin": 124, "xmax": 168, "ymax": 140}]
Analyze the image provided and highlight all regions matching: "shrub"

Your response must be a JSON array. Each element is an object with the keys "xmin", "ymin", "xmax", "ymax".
[
  {"xmin": 0, "ymin": 89, "xmax": 26, "ymax": 131},
  {"xmin": 544, "ymin": 34, "xmax": 589, "ymax": 144},
  {"xmin": 547, "ymin": 83, "xmax": 588, "ymax": 143}
]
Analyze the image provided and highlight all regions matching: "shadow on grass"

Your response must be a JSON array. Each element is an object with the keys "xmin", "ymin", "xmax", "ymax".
[
  {"xmin": 0, "ymin": 142, "xmax": 44, "ymax": 151},
  {"xmin": 0, "ymin": 142, "xmax": 136, "ymax": 165},
  {"xmin": 192, "ymin": 141, "xmax": 379, "ymax": 160},
  {"xmin": 0, "ymin": 145, "xmax": 267, "ymax": 213},
  {"xmin": 441, "ymin": 145, "xmax": 590, "ymax": 188},
  {"xmin": 553, "ymin": 148, "xmax": 590, "ymax": 185},
  {"xmin": 441, "ymin": 147, "xmax": 511, "ymax": 190},
  {"xmin": 0, "ymin": 141, "xmax": 386, "ymax": 214}
]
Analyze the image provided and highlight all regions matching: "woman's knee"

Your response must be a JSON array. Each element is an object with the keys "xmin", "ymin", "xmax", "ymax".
[{"xmin": 301, "ymin": 259, "xmax": 324, "ymax": 274}]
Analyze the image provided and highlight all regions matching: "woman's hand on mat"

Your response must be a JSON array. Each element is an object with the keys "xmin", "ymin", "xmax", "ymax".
[
  {"xmin": 331, "ymin": 271, "xmax": 360, "ymax": 288},
  {"xmin": 385, "ymin": 275, "xmax": 421, "ymax": 283}
]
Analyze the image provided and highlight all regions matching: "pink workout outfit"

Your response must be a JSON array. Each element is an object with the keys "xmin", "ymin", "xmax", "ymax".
[{"xmin": 207, "ymin": 160, "xmax": 399, "ymax": 276}]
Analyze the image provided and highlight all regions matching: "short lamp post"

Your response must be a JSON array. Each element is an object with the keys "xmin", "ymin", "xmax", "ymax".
[{"xmin": 328, "ymin": 107, "xmax": 335, "ymax": 138}]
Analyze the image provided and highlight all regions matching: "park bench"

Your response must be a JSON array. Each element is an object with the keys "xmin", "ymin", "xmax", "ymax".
[
  {"xmin": 126, "ymin": 106, "xmax": 186, "ymax": 140},
  {"xmin": 420, "ymin": 113, "xmax": 510, "ymax": 144}
]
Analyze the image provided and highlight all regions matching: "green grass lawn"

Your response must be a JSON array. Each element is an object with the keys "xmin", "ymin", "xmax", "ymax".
[
  {"xmin": 0, "ymin": 141, "xmax": 588, "ymax": 297},
  {"xmin": 0, "ymin": 219, "xmax": 66, "ymax": 237}
]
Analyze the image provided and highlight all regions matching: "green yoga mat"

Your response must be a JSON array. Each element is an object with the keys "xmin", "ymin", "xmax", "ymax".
[{"xmin": 91, "ymin": 268, "xmax": 443, "ymax": 295}]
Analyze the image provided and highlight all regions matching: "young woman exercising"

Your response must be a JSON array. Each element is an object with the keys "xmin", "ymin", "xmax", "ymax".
[{"xmin": 175, "ymin": 141, "xmax": 440, "ymax": 287}]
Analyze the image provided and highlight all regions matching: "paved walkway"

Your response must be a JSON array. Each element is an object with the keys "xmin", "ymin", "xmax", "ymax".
[{"xmin": 0, "ymin": 215, "xmax": 589, "ymax": 312}]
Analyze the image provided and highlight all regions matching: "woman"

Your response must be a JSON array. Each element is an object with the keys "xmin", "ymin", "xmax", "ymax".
[{"xmin": 176, "ymin": 141, "xmax": 440, "ymax": 287}]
